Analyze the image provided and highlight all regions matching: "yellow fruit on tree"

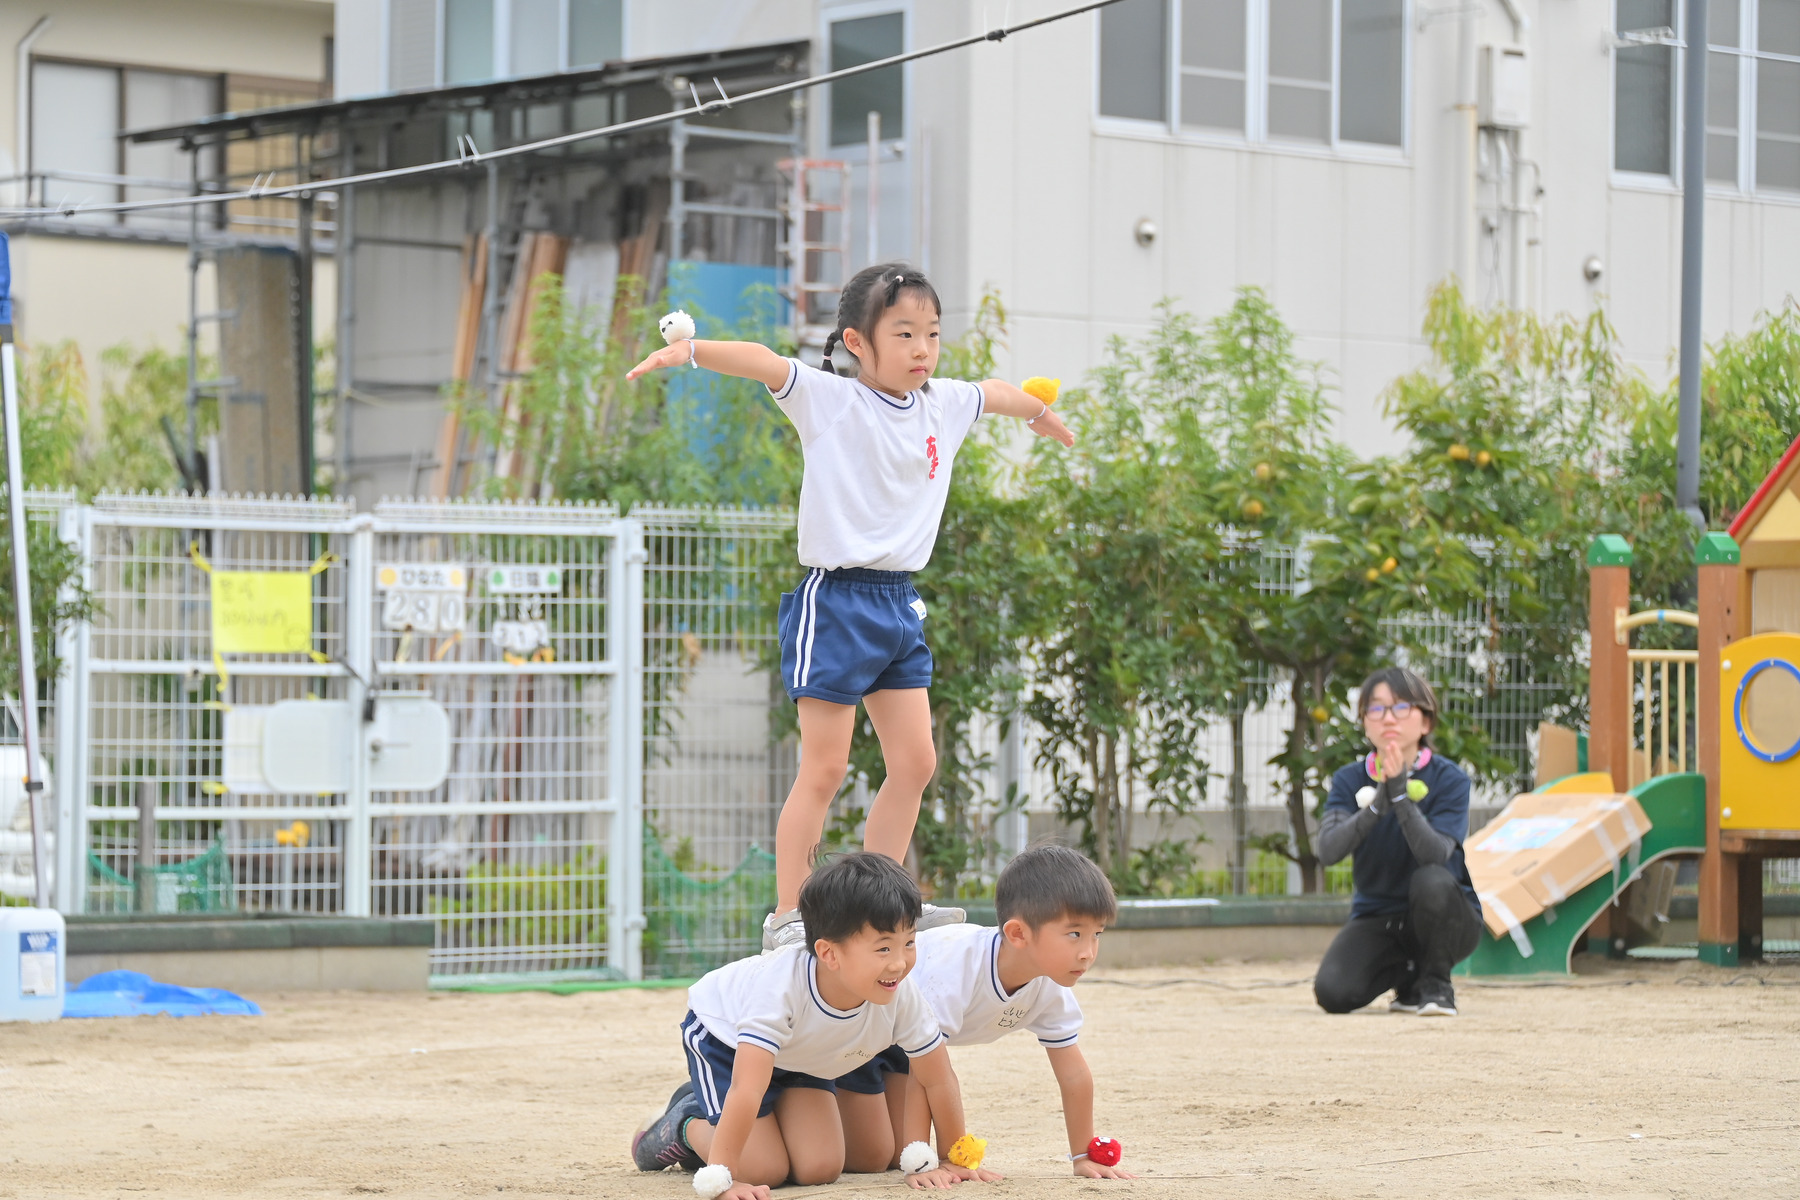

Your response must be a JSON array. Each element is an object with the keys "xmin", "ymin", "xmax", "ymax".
[
  {"xmin": 1021, "ymin": 376, "xmax": 1060, "ymax": 405},
  {"xmin": 1310, "ymin": 706, "xmax": 1330, "ymax": 724},
  {"xmin": 1254, "ymin": 462, "xmax": 1272, "ymax": 481},
  {"xmin": 1449, "ymin": 444, "xmax": 1471, "ymax": 461},
  {"xmin": 1381, "ymin": 556, "xmax": 1397, "ymax": 573},
  {"xmin": 1365, "ymin": 567, "xmax": 1380, "ymax": 582},
  {"xmin": 1475, "ymin": 449, "xmax": 1492, "ymax": 467},
  {"xmin": 1241, "ymin": 498, "xmax": 1265, "ymax": 519}
]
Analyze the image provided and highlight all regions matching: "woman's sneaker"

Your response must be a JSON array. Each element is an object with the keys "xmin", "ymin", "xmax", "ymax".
[
  {"xmin": 1415, "ymin": 979, "xmax": 1458, "ymax": 1017},
  {"xmin": 1388, "ymin": 983, "xmax": 1422, "ymax": 1014},
  {"xmin": 631, "ymin": 1083, "xmax": 705, "ymax": 1172}
]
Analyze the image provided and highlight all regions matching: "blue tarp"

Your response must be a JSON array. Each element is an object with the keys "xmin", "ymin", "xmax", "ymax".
[{"xmin": 64, "ymin": 970, "xmax": 262, "ymax": 1018}]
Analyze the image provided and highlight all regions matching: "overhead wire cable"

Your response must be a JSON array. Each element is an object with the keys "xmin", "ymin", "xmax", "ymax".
[{"xmin": 0, "ymin": 0, "xmax": 1127, "ymax": 221}]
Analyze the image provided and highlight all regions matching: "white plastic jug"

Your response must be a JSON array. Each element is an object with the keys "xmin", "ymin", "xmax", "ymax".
[{"xmin": 0, "ymin": 906, "xmax": 65, "ymax": 1022}]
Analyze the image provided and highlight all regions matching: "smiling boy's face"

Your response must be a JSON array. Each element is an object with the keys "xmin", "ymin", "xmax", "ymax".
[{"xmin": 815, "ymin": 922, "xmax": 918, "ymax": 1005}]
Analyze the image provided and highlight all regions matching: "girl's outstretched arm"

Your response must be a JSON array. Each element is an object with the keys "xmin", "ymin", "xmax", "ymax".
[
  {"xmin": 626, "ymin": 339, "xmax": 792, "ymax": 391},
  {"xmin": 979, "ymin": 379, "xmax": 1075, "ymax": 447}
]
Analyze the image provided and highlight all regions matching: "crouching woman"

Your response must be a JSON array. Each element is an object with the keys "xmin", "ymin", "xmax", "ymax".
[{"xmin": 1313, "ymin": 667, "xmax": 1483, "ymax": 1017}]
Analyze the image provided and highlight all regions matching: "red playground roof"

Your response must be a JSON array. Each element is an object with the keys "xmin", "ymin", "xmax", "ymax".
[{"xmin": 1728, "ymin": 434, "xmax": 1800, "ymax": 540}]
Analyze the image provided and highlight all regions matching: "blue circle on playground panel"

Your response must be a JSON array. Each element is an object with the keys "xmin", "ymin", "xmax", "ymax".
[{"xmin": 1734, "ymin": 659, "xmax": 1800, "ymax": 764}]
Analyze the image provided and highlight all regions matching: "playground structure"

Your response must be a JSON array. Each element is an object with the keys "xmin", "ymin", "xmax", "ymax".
[{"xmin": 1463, "ymin": 436, "xmax": 1800, "ymax": 974}]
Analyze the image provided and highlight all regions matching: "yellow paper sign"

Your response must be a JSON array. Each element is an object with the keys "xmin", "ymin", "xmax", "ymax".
[{"xmin": 211, "ymin": 571, "xmax": 315, "ymax": 655}]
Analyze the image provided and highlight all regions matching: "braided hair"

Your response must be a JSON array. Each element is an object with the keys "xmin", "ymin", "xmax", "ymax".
[{"xmin": 820, "ymin": 261, "xmax": 943, "ymax": 377}]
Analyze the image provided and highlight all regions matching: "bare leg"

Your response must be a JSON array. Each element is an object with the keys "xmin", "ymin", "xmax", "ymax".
[
  {"xmin": 837, "ymin": 1088, "xmax": 897, "ymax": 1174},
  {"xmin": 884, "ymin": 1072, "xmax": 925, "ymax": 1168},
  {"xmin": 775, "ymin": 698, "xmax": 857, "ymax": 915},
  {"xmin": 684, "ymin": 1113, "xmax": 791, "ymax": 1187},
  {"xmin": 860, "ymin": 688, "xmax": 936, "ymax": 865},
  {"xmin": 775, "ymin": 1086, "xmax": 846, "ymax": 1185}
]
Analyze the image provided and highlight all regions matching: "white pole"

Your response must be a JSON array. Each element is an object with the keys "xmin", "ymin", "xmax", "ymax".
[
  {"xmin": 866, "ymin": 109, "xmax": 880, "ymax": 265},
  {"xmin": 1, "ymin": 242, "xmax": 49, "ymax": 910}
]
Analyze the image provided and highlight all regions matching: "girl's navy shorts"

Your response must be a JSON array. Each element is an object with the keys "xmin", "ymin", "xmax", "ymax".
[{"xmin": 777, "ymin": 568, "xmax": 933, "ymax": 705}]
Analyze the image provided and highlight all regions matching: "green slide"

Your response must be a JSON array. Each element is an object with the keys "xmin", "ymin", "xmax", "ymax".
[{"xmin": 1456, "ymin": 773, "xmax": 1707, "ymax": 977}]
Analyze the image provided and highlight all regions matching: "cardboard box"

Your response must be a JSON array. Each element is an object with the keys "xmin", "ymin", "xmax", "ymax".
[{"xmin": 1465, "ymin": 792, "xmax": 1652, "ymax": 942}]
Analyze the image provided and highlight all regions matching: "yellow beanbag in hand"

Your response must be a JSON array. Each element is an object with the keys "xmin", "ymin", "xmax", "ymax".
[{"xmin": 1021, "ymin": 377, "xmax": 1060, "ymax": 405}]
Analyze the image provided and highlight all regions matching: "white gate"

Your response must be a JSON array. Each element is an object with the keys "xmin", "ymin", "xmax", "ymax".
[{"xmin": 53, "ymin": 494, "xmax": 647, "ymax": 978}]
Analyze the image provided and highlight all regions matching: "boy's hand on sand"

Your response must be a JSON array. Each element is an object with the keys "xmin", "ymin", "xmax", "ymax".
[
  {"xmin": 1074, "ymin": 1159, "xmax": 1137, "ymax": 1180},
  {"xmin": 625, "ymin": 342, "xmax": 691, "ymax": 380},
  {"xmin": 906, "ymin": 1166, "xmax": 961, "ymax": 1189},
  {"xmin": 720, "ymin": 1184, "xmax": 771, "ymax": 1200},
  {"xmin": 1029, "ymin": 407, "xmax": 1075, "ymax": 447},
  {"xmin": 947, "ymin": 1165, "xmax": 1003, "ymax": 1183}
]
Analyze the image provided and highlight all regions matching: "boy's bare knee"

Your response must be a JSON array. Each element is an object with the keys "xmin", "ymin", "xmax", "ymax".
[{"xmin": 789, "ymin": 1161, "xmax": 843, "ymax": 1187}]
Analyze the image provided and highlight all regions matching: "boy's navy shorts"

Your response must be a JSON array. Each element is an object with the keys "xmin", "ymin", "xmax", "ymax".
[
  {"xmin": 834, "ymin": 1044, "xmax": 910, "ymax": 1095},
  {"xmin": 681, "ymin": 1011, "xmax": 836, "ymax": 1122},
  {"xmin": 778, "ymin": 568, "xmax": 933, "ymax": 705}
]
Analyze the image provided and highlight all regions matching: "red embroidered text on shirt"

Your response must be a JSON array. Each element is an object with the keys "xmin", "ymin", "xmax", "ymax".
[{"xmin": 926, "ymin": 435, "xmax": 939, "ymax": 480}]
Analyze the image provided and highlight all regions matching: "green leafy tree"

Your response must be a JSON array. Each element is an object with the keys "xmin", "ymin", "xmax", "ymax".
[{"xmin": 1020, "ymin": 307, "xmax": 1237, "ymax": 882}]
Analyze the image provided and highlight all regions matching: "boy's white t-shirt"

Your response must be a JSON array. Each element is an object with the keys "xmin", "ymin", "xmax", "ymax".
[
  {"xmin": 686, "ymin": 945, "xmax": 947, "ymax": 1078},
  {"xmin": 912, "ymin": 923, "xmax": 1083, "ymax": 1049},
  {"xmin": 769, "ymin": 359, "xmax": 985, "ymax": 572}
]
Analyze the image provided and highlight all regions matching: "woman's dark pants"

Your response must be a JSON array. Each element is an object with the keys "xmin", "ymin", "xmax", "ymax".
[{"xmin": 1313, "ymin": 864, "xmax": 1484, "ymax": 1014}]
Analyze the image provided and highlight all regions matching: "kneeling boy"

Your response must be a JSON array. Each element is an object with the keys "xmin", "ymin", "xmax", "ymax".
[
  {"xmin": 632, "ymin": 852, "xmax": 972, "ymax": 1198},
  {"xmin": 855, "ymin": 842, "xmax": 1136, "ymax": 1179}
]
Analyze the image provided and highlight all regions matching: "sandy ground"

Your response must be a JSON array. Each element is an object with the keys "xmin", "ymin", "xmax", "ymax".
[{"xmin": 3, "ymin": 957, "xmax": 1798, "ymax": 1200}]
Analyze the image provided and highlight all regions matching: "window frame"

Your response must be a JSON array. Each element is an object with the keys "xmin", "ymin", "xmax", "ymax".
[
  {"xmin": 1611, "ymin": 0, "xmax": 1800, "ymax": 200},
  {"xmin": 29, "ymin": 55, "xmax": 226, "ymax": 226},
  {"xmin": 1092, "ymin": 0, "xmax": 1411, "ymax": 161}
]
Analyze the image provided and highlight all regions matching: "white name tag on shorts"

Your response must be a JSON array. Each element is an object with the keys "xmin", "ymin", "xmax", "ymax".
[{"xmin": 910, "ymin": 598, "xmax": 927, "ymax": 620}]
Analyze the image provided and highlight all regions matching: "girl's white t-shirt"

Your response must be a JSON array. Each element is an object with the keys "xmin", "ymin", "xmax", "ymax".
[{"xmin": 769, "ymin": 359, "xmax": 985, "ymax": 572}]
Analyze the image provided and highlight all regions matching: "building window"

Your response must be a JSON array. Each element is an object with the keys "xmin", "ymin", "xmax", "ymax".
[
  {"xmin": 30, "ymin": 59, "xmax": 222, "ymax": 229},
  {"xmin": 389, "ymin": 0, "xmax": 625, "ymax": 90},
  {"xmin": 1100, "ymin": 0, "xmax": 1168, "ymax": 123},
  {"xmin": 829, "ymin": 12, "xmax": 905, "ymax": 146},
  {"xmin": 1616, "ymin": 0, "xmax": 1800, "ymax": 193},
  {"xmin": 569, "ymin": 0, "xmax": 624, "ymax": 67},
  {"xmin": 445, "ymin": 0, "xmax": 496, "ymax": 84},
  {"xmin": 1098, "ymin": 0, "xmax": 1407, "ymax": 150}
]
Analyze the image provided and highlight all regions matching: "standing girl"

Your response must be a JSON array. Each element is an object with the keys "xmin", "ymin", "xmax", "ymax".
[{"xmin": 628, "ymin": 262, "xmax": 1074, "ymax": 949}]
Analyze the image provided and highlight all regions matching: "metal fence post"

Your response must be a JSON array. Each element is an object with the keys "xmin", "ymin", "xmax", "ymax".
[
  {"xmin": 51, "ymin": 503, "xmax": 88, "ymax": 913},
  {"xmin": 605, "ymin": 516, "xmax": 647, "ymax": 980},
  {"xmin": 342, "ymin": 514, "xmax": 375, "ymax": 916}
]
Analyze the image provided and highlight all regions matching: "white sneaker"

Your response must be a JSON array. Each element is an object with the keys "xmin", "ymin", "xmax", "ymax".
[
  {"xmin": 918, "ymin": 902, "xmax": 966, "ymax": 930},
  {"xmin": 761, "ymin": 909, "xmax": 806, "ymax": 952}
]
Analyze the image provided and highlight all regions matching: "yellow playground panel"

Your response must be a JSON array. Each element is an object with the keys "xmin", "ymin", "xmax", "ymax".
[{"xmin": 1720, "ymin": 632, "xmax": 1800, "ymax": 832}]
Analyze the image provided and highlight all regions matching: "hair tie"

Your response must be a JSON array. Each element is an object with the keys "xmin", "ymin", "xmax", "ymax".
[{"xmin": 820, "ymin": 329, "xmax": 841, "ymax": 372}]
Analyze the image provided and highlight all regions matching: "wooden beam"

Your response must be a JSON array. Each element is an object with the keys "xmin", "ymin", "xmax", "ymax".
[
  {"xmin": 1696, "ymin": 533, "xmax": 1742, "ymax": 965},
  {"xmin": 1586, "ymin": 537, "xmax": 1633, "ymax": 792},
  {"xmin": 430, "ymin": 233, "xmax": 487, "ymax": 499}
]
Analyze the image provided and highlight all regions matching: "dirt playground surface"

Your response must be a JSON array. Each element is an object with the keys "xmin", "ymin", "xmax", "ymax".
[{"xmin": 3, "ymin": 957, "xmax": 1798, "ymax": 1199}]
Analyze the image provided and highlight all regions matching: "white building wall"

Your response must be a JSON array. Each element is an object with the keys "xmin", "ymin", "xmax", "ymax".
[{"xmin": 331, "ymin": 0, "xmax": 1800, "ymax": 450}]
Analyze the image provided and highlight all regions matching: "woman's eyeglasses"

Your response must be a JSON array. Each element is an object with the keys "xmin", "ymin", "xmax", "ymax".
[{"xmin": 1365, "ymin": 702, "xmax": 1415, "ymax": 721}]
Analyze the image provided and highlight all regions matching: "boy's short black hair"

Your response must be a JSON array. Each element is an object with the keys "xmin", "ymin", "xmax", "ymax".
[
  {"xmin": 995, "ymin": 842, "xmax": 1118, "ymax": 929},
  {"xmin": 798, "ymin": 852, "xmax": 922, "ymax": 950}
]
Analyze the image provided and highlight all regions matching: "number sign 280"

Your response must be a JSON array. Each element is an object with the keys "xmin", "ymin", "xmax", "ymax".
[{"xmin": 377, "ymin": 564, "xmax": 468, "ymax": 634}]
